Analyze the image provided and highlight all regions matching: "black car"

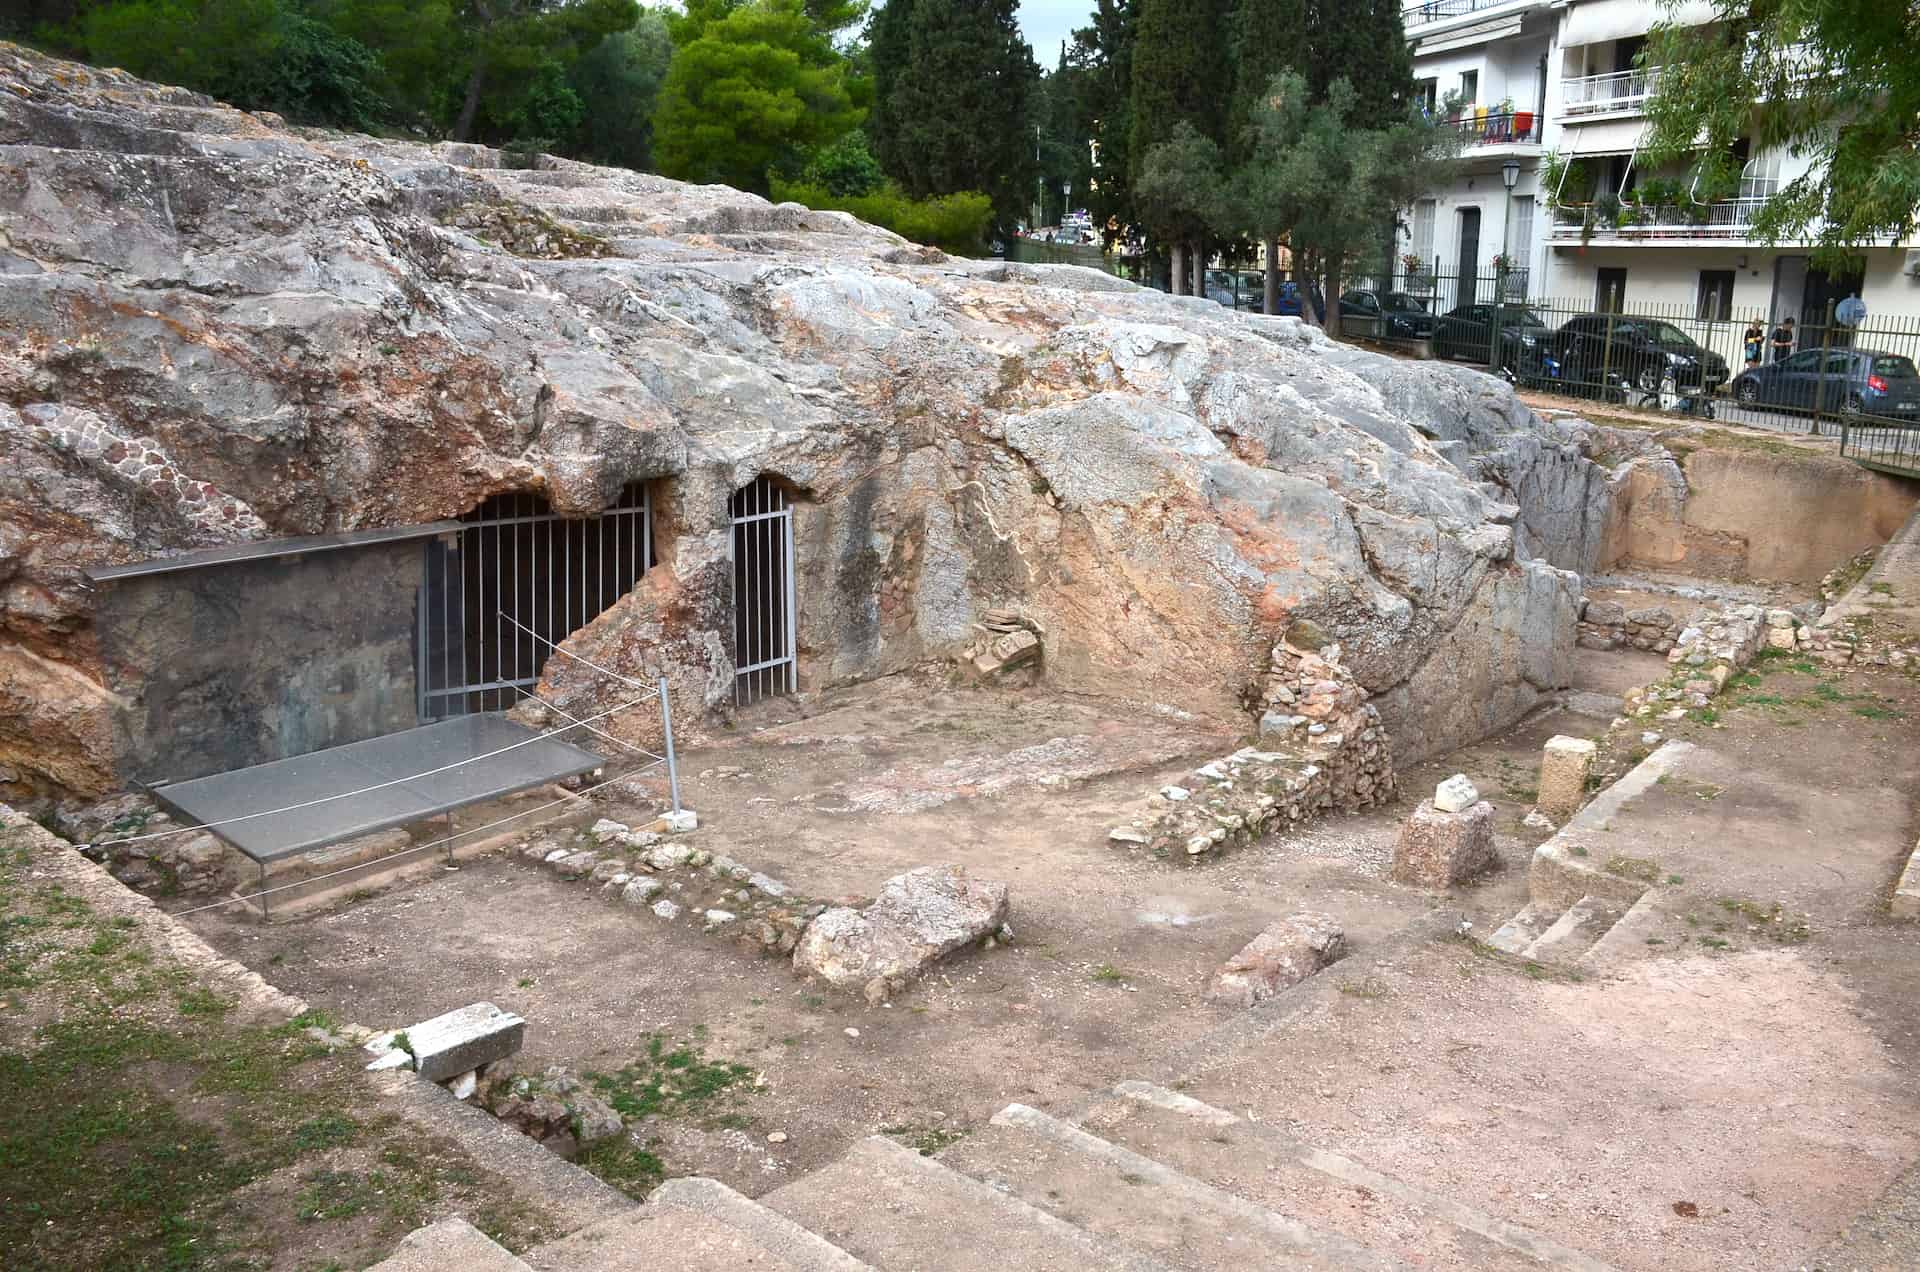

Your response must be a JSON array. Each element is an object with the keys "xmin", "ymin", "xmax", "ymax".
[
  {"xmin": 1431, "ymin": 302, "xmax": 1551, "ymax": 369},
  {"xmin": 1731, "ymin": 348, "xmax": 1920, "ymax": 420},
  {"xmin": 1549, "ymin": 314, "xmax": 1729, "ymax": 395},
  {"xmin": 1339, "ymin": 289, "xmax": 1435, "ymax": 339}
]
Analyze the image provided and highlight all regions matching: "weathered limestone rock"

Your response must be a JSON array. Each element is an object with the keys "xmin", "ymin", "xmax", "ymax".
[
  {"xmin": 793, "ymin": 864, "xmax": 1009, "ymax": 1003},
  {"xmin": 366, "ymin": 1002, "xmax": 526, "ymax": 1084},
  {"xmin": 1433, "ymin": 774, "xmax": 1479, "ymax": 814},
  {"xmin": 1205, "ymin": 912, "xmax": 1345, "ymax": 1006},
  {"xmin": 0, "ymin": 44, "xmax": 1604, "ymax": 808},
  {"xmin": 1391, "ymin": 801, "xmax": 1497, "ymax": 888},
  {"xmin": 1538, "ymin": 735, "xmax": 1598, "ymax": 823}
]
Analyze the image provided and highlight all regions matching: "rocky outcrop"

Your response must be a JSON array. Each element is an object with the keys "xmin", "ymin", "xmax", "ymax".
[{"xmin": 0, "ymin": 45, "xmax": 1598, "ymax": 805}]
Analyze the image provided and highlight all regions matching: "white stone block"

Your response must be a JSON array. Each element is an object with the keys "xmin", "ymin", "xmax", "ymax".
[
  {"xmin": 1432, "ymin": 774, "xmax": 1479, "ymax": 814},
  {"xmin": 365, "ymin": 1002, "xmax": 526, "ymax": 1084}
]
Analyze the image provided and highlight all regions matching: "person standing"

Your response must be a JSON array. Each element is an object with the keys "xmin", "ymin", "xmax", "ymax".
[
  {"xmin": 1743, "ymin": 319, "xmax": 1764, "ymax": 369},
  {"xmin": 1770, "ymin": 316, "xmax": 1795, "ymax": 362}
]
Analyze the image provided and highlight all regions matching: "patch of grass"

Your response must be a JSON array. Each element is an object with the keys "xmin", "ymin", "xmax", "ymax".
[
  {"xmin": 1699, "ymin": 935, "xmax": 1731, "ymax": 950},
  {"xmin": 1450, "ymin": 933, "xmax": 1585, "ymax": 983},
  {"xmin": 516, "ymin": 977, "xmax": 535, "ymax": 989},
  {"xmin": 1605, "ymin": 855, "xmax": 1662, "ymax": 883},
  {"xmin": 176, "ymin": 986, "xmax": 233, "ymax": 1017},
  {"xmin": 1569, "ymin": 845, "xmax": 1589, "ymax": 858},
  {"xmin": 1716, "ymin": 897, "xmax": 1813, "ymax": 943},
  {"xmin": 1855, "ymin": 703, "xmax": 1904, "ymax": 721},
  {"xmin": 1336, "ymin": 977, "xmax": 1391, "ymax": 1000},
  {"xmin": 882, "ymin": 1123, "xmax": 966, "ymax": 1157},
  {"xmin": 575, "ymin": 1138, "xmax": 667, "ymax": 1196},
  {"xmin": 290, "ymin": 1113, "xmax": 361, "ymax": 1152},
  {"xmin": 1870, "ymin": 581, "xmax": 1896, "ymax": 596},
  {"xmin": 1089, "ymin": 963, "xmax": 1127, "ymax": 984},
  {"xmin": 295, "ymin": 1168, "xmax": 379, "ymax": 1222},
  {"xmin": 586, "ymin": 1034, "xmax": 756, "ymax": 1125}
]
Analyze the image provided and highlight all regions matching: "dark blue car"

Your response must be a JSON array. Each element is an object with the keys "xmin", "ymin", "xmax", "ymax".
[{"xmin": 1731, "ymin": 348, "xmax": 1920, "ymax": 419}]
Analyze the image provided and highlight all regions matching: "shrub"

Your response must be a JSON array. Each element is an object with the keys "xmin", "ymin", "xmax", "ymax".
[{"xmin": 771, "ymin": 178, "xmax": 993, "ymax": 254}]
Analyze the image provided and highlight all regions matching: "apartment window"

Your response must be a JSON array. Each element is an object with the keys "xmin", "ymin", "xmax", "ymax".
[
  {"xmin": 1596, "ymin": 267, "xmax": 1628, "ymax": 314},
  {"xmin": 1510, "ymin": 196, "xmax": 1535, "ymax": 263},
  {"xmin": 1415, "ymin": 78, "xmax": 1438, "ymax": 115},
  {"xmin": 1739, "ymin": 149, "xmax": 1782, "ymax": 200},
  {"xmin": 1459, "ymin": 70, "xmax": 1479, "ymax": 104},
  {"xmin": 1411, "ymin": 198, "xmax": 1436, "ymax": 271},
  {"xmin": 1696, "ymin": 270, "xmax": 1735, "ymax": 321}
]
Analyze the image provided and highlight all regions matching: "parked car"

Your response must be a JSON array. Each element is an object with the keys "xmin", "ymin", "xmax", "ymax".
[
  {"xmin": 1431, "ymin": 302, "xmax": 1551, "ymax": 369},
  {"xmin": 1269, "ymin": 279, "xmax": 1326, "ymax": 321},
  {"xmin": 1730, "ymin": 348, "xmax": 1920, "ymax": 420},
  {"xmin": 1339, "ymin": 289, "xmax": 1435, "ymax": 339},
  {"xmin": 1547, "ymin": 314, "xmax": 1729, "ymax": 396}
]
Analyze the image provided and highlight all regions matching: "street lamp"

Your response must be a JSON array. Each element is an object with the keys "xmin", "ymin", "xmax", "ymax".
[
  {"xmin": 1500, "ymin": 157, "xmax": 1521, "ymax": 270},
  {"xmin": 1491, "ymin": 157, "xmax": 1522, "ymax": 372}
]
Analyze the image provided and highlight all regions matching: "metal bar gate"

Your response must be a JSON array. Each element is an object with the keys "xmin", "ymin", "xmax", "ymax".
[
  {"xmin": 730, "ymin": 476, "xmax": 796, "ymax": 706},
  {"xmin": 420, "ymin": 485, "xmax": 652, "ymax": 719}
]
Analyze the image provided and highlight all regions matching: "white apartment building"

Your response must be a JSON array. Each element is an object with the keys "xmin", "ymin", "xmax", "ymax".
[{"xmin": 1403, "ymin": 0, "xmax": 1920, "ymax": 327}]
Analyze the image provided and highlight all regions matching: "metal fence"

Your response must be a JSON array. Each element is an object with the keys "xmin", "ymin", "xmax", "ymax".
[{"xmin": 1340, "ymin": 266, "xmax": 1920, "ymax": 462}]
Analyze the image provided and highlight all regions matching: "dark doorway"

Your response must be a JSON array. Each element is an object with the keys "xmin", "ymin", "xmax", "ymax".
[
  {"xmin": 1457, "ymin": 208, "xmax": 1481, "ymax": 304},
  {"xmin": 1801, "ymin": 263, "xmax": 1866, "ymax": 350},
  {"xmin": 1595, "ymin": 267, "xmax": 1628, "ymax": 314}
]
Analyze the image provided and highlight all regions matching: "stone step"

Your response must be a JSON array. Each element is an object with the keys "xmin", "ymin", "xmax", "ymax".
[
  {"xmin": 1520, "ymin": 894, "xmax": 1615, "ymax": 965},
  {"xmin": 1578, "ymin": 892, "xmax": 1667, "ymax": 971},
  {"xmin": 1100, "ymin": 1084, "xmax": 1619, "ymax": 1272},
  {"xmin": 938, "ymin": 1102, "xmax": 1403, "ymax": 1271},
  {"xmin": 524, "ymin": 1179, "xmax": 866, "ymax": 1272},
  {"xmin": 761, "ymin": 1133, "xmax": 1171, "ymax": 1272},
  {"xmin": 368, "ymin": 1216, "xmax": 533, "ymax": 1272},
  {"xmin": 1486, "ymin": 900, "xmax": 1558, "ymax": 955}
]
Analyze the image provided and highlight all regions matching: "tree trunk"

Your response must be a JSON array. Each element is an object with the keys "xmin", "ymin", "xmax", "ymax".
[
  {"xmin": 1323, "ymin": 255, "xmax": 1344, "ymax": 340},
  {"xmin": 452, "ymin": 62, "xmax": 487, "ymax": 142},
  {"xmin": 1263, "ymin": 236, "xmax": 1279, "ymax": 315},
  {"xmin": 1168, "ymin": 241, "xmax": 1184, "ymax": 295},
  {"xmin": 1190, "ymin": 238, "xmax": 1206, "ymax": 296}
]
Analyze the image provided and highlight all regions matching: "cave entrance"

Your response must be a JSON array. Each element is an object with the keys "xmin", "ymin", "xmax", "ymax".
[
  {"xmin": 420, "ymin": 484, "xmax": 653, "ymax": 718},
  {"xmin": 730, "ymin": 475, "xmax": 796, "ymax": 706}
]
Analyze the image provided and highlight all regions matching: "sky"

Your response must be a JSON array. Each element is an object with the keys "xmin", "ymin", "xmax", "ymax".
[{"xmin": 1019, "ymin": 0, "xmax": 1095, "ymax": 65}]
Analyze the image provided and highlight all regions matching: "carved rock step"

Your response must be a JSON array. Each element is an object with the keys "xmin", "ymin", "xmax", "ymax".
[
  {"xmin": 1520, "ymin": 894, "xmax": 1620, "ymax": 965},
  {"xmin": 762, "ymin": 1133, "xmax": 1170, "ymax": 1271},
  {"xmin": 1486, "ymin": 900, "xmax": 1558, "ymax": 955},
  {"xmin": 367, "ymin": 1217, "xmax": 532, "ymax": 1272},
  {"xmin": 1093, "ymin": 1083, "xmax": 1619, "ymax": 1272},
  {"xmin": 524, "ymin": 1177, "xmax": 869, "ymax": 1271},
  {"xmin": 938, "ymin": 1102, "xmax": 1403, "ymax": 1270}
]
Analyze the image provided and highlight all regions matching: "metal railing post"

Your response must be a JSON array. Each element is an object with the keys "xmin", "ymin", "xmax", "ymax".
[
  {"xmin": 658, "ymin": 676, "xmax": 682, "ymax": 815},
  {"xmin": 1815, "ymin": 298, "xmax": 1836, "ymax": 435}
]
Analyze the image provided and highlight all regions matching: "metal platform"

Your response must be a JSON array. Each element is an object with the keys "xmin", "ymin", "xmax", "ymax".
[{"xmin": 150, "ymin": 714, "xmax": 604, "ymax": 864}]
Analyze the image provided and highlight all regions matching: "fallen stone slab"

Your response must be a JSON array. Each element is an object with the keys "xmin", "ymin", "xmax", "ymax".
[
  {"xmin": 793, "ymin": 864, "xmax": 1010, "ymax": 1004},
  {"xmin": 366, "ymin": 1002, "xmax": 527, "ymax": 1084},
  {"xmin": 1205, "ymin": 912, "xmax": 1345, "ymax": 1007},
  {"xmin": 1392, "ymin": 800, "xmax": 1497, "ymax": 889}
]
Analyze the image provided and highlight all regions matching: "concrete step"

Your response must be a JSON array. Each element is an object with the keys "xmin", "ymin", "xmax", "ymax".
[
  {"xmin": 1578, "ymin": 892, "xmax": 1667, "ymax": 972},
  {"xmin": 938, "ymin": 1103, "xmax": 1403, "ymax": 1271},
  {"xmin": 1098, "ymin": 1083, "xmax": 1619, "ymax": 1272},
  {"xmin": 524, "ymin": 1178, "xmax": 866, "ymax": 1272},
  {"xmin": 369, "ymin": 1217, "xmax": 532, "ymax": 1272},
  {"xmin": 1486, "ymin": 900, "xmax": 1557, "ymax": 955},
  {"xmin": 761, "ymin": 1133, "xmax": 1171, "ymax": 1272},
  {"xmin": 1521, "ymin": 894, "xmax": 1621, "ymax": 965}
]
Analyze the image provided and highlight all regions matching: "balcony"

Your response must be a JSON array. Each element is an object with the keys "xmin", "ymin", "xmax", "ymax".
[
  {"xmin": 1452, "ymin": 109, "xmax": 1543, "ymax": 146},
  {"xmin": 1548, "ymin": 197, "xmax": 1770, "ymax": 242},
  {"xmin": 1561, "ymin": 67, "xmax": 1661, "ymax": 116},
  {"xmin": 1402, "ymin": 0, "xmax": 1537, "ymax": 29}
]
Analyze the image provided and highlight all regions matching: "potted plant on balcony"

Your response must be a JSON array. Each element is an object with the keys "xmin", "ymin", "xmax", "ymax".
[
  {"xmin": 1494, "ymin": 97, "xmax": 1515, "ymax": 139},
  {"xmin": 1401, "ymin": 252, "xmax": 1434, "ymax": 291}
]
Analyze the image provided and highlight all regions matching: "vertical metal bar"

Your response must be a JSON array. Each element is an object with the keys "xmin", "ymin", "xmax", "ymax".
[
  {"xmin": 478, "ymin": 504, "xmax": 488, "ymax": 711},
  {"xmin": 659, "ymin": 676, "xmax": 682, "ymax": 814},
  {"xmin": 416, "ymin": 581, "xmax": 429, "ymax": 721},
  {"xmin": 441, "ymin": 535, "xmax": 453, "ymax": 715},
  {"xmin": 545, "ymin": 509, "xmax": 554, "ymax": 679},
  {"xmin": 783, "ymin": 505, "xmax": 797, "ymax": 694}
]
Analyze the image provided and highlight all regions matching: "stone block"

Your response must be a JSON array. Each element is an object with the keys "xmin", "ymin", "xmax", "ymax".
[
  {"xmin": 366, "ymin": 1002, "xmax": 526, "ymax": 1084},
  {"xmin": 1433, "ymin": 774, "xmax": 1479, "ymax": 813},
  {"xmin": 1538, "ymin": 735, "xmax": 1597, "ymax": 823},
  {"xmin": 1205, "ymin": 912, "xmax": 1345, "ymax": 1006},
  {"xmin": 1583, "ymin": 599, "xmax": 1626, "ymax": 627},
  {"xmin": 1391, "ymin": 801, "xmax": 1496, "ymax": 889},
  {"xmin": 794, "ymin": 864, "xmax": 1010, "ymax": 1003},
  {"xmin": 1767, "ymin": 626, "xmax": 1796, "ymax": 649}
]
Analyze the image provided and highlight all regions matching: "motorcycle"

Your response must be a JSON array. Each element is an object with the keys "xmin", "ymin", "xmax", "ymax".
[{"xmin": 1502, "ymin": 352, "xmax": 1628, "ymax": 406}]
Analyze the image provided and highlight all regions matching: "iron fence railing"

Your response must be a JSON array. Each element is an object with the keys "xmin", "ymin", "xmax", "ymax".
[
  {"xmin": 1548, "ymin": 197, "xmax": 1771, "ymax": 241},
  {"xmin": 1342, "ymin": 266, "xmax": 1920, "ymax": 458},
  {"xmin": 1402, "ymin": 0, "xmax": 1526, "ymax": 26},
  {"xmin": 1452, "ymin": 109, "xmax": 1543, "ymax": 146}
]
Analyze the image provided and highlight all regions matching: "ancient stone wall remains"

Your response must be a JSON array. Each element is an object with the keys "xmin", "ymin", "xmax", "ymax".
[{"xmin": 1576, "ymin": 598, "xmax": 1684, "ymax": 654}]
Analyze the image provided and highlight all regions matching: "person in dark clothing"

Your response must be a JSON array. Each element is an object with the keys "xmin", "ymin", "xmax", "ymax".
[
  {"xmin": 1770, "ymin": 317, "xmax": 1795, "ymax": 362},
  {"xmin": 1743, "ymin": 319, "xmax": 1765, "ymax": 368}
]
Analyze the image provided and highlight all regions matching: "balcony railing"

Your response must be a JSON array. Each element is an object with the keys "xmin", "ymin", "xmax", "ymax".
[
  {"xmin": 1442, "ymin": 109, "xmax": 1543, "ymax": 146},
  {"xmin": 1548, "ymin": 197, "xmax": 1770, "ymax": 240},
  {"xmin": 1561, "ymin": 67, "xmax": 1661, "ymax": 116},
  {"xmin": 1402, "ymin": 0, "xmax": 1526, "ymax": 27}
]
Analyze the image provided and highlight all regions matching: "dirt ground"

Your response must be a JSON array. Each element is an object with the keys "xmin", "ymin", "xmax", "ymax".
[
  {"xmin": 181, "ymin": 648, "xmax": 1920, "ymax": 1270},
  {"xmin": 186, "ymin": 675, "xmax": 1612, "ymax": 1196}
]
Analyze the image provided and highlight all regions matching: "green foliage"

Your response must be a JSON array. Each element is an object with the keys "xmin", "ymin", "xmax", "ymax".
[
  {"xmin": 772, "ymin": 176, "xmax": 994, "ymax": 251},
  {"xmin": 1134, "ymin": 121, "xmax": 1226, "ymax": 241},
  {"xmin": 868, "ymin": 0, "xmax": 1039, "ymax": 228},
  {"xmin": 1128, "ymin": 0, "xmax": 1232, "ymax": 184},
  {"xmin": 1066, "ymin": 0, "xmax": 1137, "ymax": 231},
  {"xmin": 654, "ymin": 0, "xmax": 861, "ymax": 195},
  {"xmin": 1644, "ymin": 0, "xmax": 1920, "ymax": 265},
  {"xmin": 798, "ymin": 131, "xmax": 886, "ymax": 196},
  {"xmin": 564, "ymin": 16, "xmax": 672, "ymax": 169}
]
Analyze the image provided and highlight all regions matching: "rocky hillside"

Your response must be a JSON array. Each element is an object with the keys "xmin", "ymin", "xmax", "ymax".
[{"xmin": 0, "ymin": 45, "xmax": 1607, "ymax": 805}]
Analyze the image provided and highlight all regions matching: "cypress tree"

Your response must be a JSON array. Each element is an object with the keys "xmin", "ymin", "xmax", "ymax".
[
  {"xmin": 1067, "ymin": 0, "xmax": 1136, "ymax": 236},
  {"xmin": 1128, "ymin": 0, "xmax": 1231, "ymax": 291},
  {"xmin": 1304, "ymin": 0, "xmax": 1411, "ymax": 119},
  {"xmin": 864, "ymin": 0, "xmax": 915, "ymax": 180},
  {"xmin": 880, "ymin": 0, "xmax": 1039, "ymax": 228}
]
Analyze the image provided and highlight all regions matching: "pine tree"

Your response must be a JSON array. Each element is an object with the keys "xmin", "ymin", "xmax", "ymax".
[
  {"xmin": 1128, "ymin": 0, "xmax": 1231, "ymax": 290},
  {"xmin": 1066, "ymin": 0, "xmax": 1136, "ymax": 237},
  {"xmin": 876, "ymin": 0, "xmax": 1039, "ymax": 228}
]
